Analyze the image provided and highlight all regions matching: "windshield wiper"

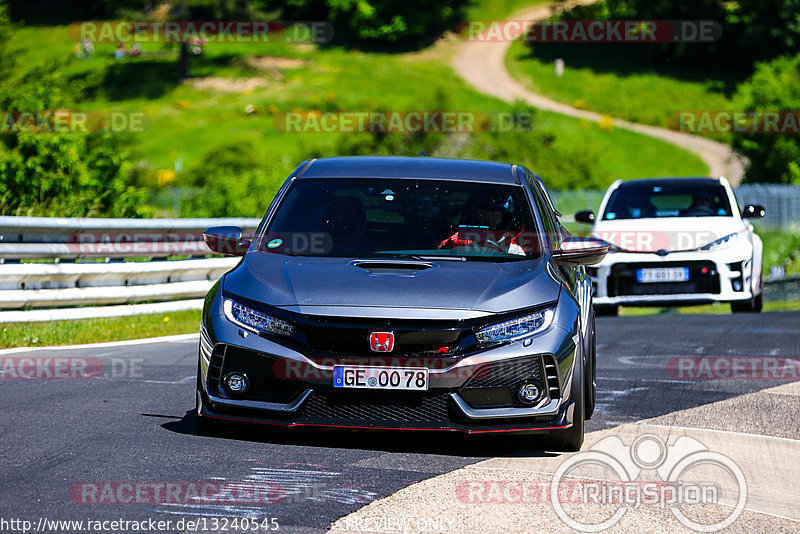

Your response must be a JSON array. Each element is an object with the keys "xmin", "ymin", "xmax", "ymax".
[{"xmin": 372, "ymin": 252, "xmax": 467, "ymax": 261}]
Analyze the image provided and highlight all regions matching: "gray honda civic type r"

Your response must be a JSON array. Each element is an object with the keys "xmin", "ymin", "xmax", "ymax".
[{"xmin": 197, "ymin": 156, "xmax": 607, "ymax": 451}]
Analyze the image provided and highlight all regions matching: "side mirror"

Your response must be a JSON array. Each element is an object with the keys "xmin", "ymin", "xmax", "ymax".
[
  {"xmin": 203, "ymin": 226, "xmax": 251, "ymax": 256},
  {"xmin": 742, "ymin": 204, "xmax": 765, "ymax": 219},
  {"xmin": 552, "ymin": 236, "xmax": 609, "ymax": 266},
  {"xmin": 575, "ymin": 210, "xmax": 595, "ymax": 224}
]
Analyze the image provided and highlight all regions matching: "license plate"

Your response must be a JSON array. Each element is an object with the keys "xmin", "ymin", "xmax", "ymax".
[
  {"xmin": 636, "ymin": 267, "xmax": 690, "ymax": 283},
  {"xmin": 333, "ymin": 366, "xmax": 429, "ymax": 391}
]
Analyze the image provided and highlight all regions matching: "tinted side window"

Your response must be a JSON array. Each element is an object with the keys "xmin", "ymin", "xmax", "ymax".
[{"xmin": 524, "ymin": 170, "xmax": 558, "ymax": 250}]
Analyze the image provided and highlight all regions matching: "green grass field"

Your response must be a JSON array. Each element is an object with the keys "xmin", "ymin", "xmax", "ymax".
[
  {"xmin": 0, "ymin": 310, "xmax": 201, "ymax": 349},
  {"xmin": 506, "ymin": 39, "xmax": 737, "ymax": 140},
  {"xmin": 10, "ymin": 23, "xmax": 708, "ymax": 193},
  {"xmin": 619, "ymin": 299, "xmax": 800, "ymax": 317},
  {"xmin": 465, "ymin": 0, "xmax": 549, "ymax": 21}
]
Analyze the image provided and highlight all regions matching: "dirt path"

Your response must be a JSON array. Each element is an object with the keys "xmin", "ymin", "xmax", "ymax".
[{"xmin": 451, "ymin": 2, "xmax": 746, "ymax": 185}]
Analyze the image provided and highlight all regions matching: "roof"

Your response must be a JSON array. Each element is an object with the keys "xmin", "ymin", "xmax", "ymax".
[
  {"xmin": 296, "ymin": 156, "xmax": 519, "ymax": 184},
  {"xmin": 616, "ymin": 177, "xmax": 721, "ymax": 188}
]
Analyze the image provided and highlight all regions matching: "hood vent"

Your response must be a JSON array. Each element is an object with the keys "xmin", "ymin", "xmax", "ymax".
[{"xmin": 353, "ymin": 261, "xmax": 433, "ymax": 275}]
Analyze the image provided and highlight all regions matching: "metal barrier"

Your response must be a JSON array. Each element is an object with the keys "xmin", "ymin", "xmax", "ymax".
[
  {"xmin": 0, "ymin": 210, "xmax": 796, "ymax": 322},
  {"xmin": 734, "ymin": 184, "xmax": 800, "ymax": 229},
  {"xmin": 0, "ymin": 216, "xmax": 261, "ymax": 319},
  {"xmin": 764, "ymin": 275, "xmax": 800, "ymax": 302}
]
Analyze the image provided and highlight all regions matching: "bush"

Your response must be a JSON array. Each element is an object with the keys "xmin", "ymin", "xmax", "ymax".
[
  {"xmin": 0, "ymin": 66, "xmax": 151, "ymax": 217},
  {"xmin": 179, "ymin": 141, "xmax": 291, "ymax": 218}
]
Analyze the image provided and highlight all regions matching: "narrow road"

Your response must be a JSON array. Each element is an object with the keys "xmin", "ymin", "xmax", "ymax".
[
  {"xmin": 452, "ymin": 2, "xmax": 746, "ymax": 185},
  {"xmin": 2, "ymin": 313, "xmax": 798, "ymax": 531}
]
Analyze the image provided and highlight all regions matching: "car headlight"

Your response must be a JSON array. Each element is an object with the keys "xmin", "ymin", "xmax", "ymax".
[
  {"xmin": 698, "ymin": 232, "xmax": 739, "ymax": 252},
  {"xmin": 223, "ymin": 299, "xmax": 295, "ymax": 336},
  {"xmin": 475, "ymin": 308, "xmax": 556, "ymax": 344}
]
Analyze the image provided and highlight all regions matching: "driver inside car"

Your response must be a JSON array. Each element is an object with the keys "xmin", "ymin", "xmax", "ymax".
[
  {"xmin": 439, "ymin": 193, "xmax": 526, "ymax": 255},
  {"xmin": 685, "ymin": 189, "xmax": 717, "ymax": 216}
]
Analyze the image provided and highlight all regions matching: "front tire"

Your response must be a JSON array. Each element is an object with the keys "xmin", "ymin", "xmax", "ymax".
[
  {"xmin": 731, "ymin": 271, "xmax": 763, "ymax": 313},
  {"xmin": 584, "ymin": 311, "xmax": 596, "ymax": 420},
  {"xmin": 545, "ymin": 332, "xmax": 586, "ymax": 452}
]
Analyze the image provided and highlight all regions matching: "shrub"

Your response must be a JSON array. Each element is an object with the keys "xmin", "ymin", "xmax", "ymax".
[
  {"xmin": 0, "ymin": 65, "xmax": 151, "ymax": 217},
  {"xmin": 179, "ymin": 141, "xmax": 291, "ymax": 217}
]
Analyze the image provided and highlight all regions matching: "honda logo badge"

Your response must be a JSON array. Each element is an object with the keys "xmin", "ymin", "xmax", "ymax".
[{"xmin": 370, "ymin": 332, "xmax": 395, "ymax": 352}]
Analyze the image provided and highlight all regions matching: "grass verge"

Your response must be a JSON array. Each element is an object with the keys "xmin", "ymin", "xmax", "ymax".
[
  {"xmin": 506, "ymin": 38, "xmax": 736, "ymax": 140},
  {"xmin": 619, "ymin": 299, "xmax": 800, "ymax": 317},
  {"xmin": 0, "ymin": 309, "xmax": 200, "ymax": 349}
]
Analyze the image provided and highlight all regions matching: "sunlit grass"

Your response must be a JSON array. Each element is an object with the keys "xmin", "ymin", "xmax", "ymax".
[{"xmin": 0, "ymin": 309, "xmax": 200, "ymax": 349}]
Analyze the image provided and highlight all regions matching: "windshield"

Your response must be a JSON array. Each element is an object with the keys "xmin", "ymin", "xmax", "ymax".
[
  {"xmin": 602, "ymin": 182, "xmax": 733, "ymax": 220},
  {"xmin": 259, "ymin": 178, "xmax": 541, "ymax": 261}
]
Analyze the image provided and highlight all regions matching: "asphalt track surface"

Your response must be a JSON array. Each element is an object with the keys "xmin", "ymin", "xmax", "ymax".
[{"xmin": 1, "ymin": 311, "xmax": 798, "ymax": 532}]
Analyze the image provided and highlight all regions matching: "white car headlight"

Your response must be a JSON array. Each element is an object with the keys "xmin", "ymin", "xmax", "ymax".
[
  {"xmin": 223, "ymin": 299, "xmax": 295, "ymax": 336},
  {"xmin": 698, "ymin": 232, "xmax": 739, "ymax": 252},
  {"xmin": 475, "ymin": 308, "xmax": 555, "ymax": 344}
]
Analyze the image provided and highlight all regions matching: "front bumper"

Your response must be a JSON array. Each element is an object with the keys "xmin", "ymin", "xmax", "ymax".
[
  {"xmin": 590, "ymin": 249, "xmax": 758, "ymax": 307},
  {"xmin": 197, "ymin": 308, "xmax": 580, "ymax": 434}
]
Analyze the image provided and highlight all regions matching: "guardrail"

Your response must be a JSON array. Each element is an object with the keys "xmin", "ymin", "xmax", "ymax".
[
  {"xmin": 1, "ymin": 215, "xmax": 796, "ymax": 323},
  {"xmin": 764, "ymin": 275, "xmax": 800, "ymax": 302},
  {"xmin": 0, "ymin": 216, "xmax": 261, "ymax": 321}
]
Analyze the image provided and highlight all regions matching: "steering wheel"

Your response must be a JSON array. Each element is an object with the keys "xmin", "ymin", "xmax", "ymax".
[
  {"xmin": 687, "ymin": 205, "xmax": 716, "ymax": 216},
  {"xmin": 482, "ymin": 238, "xmax": 506, "ymax": 252}
]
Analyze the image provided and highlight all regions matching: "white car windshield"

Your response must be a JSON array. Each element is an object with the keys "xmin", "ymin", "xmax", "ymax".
[{"xmin": 603, "ymin": 182, "xmax": 733, "ymax": 220}]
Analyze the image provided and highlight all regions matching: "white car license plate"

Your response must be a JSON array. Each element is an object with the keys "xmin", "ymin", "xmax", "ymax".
[
  {"xmin": 637, "ymin": 267, "xmax": 690, "ymax": 283},
  {"xmin": 333, "ymin": 366, "xmax": 429, "ymax": 391}
]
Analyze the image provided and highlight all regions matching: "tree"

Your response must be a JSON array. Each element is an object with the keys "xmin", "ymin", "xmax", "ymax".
[
  {"xmin": 732, "ymin": 54, "xmax": 800, "ymax": 184},
  {"xmin": 272, "ymin": 0, "xmax": 467, "ymax": 45}
]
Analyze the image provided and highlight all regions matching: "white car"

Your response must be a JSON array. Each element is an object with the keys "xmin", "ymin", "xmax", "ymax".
[{"xmin": 576, "ymin": 177, "xmax": 765, "ymax": 315}]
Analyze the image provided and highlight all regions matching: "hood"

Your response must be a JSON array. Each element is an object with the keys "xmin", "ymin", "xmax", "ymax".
[
  {"xmin": 223, "ymin": 251, "xmax": 561, "ymax": 316},
  {"xmin": 592, "ymin": 217, "xmax": 746, "ymax": 252}
]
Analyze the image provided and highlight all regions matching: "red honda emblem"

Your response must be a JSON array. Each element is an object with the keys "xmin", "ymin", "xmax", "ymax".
[{"xmin": 369, "ymin": 332, "xmax": 395, "ymax": 352}]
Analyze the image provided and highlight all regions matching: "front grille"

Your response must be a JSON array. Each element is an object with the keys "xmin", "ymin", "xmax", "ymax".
[
  {"xmin": 302, "ymin": 390, "xmax": 451, "ymax": 423},
  {"xmin": 290, "ymin": 314, "xmax": 479, "ymax": 358},
  {"xmin": 465, "ymin": 358, "xmax": 543, "ymax": 388},
  {"xmin": 608, "ymin": 261, "xmax": 720, "ymax": 297}
]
